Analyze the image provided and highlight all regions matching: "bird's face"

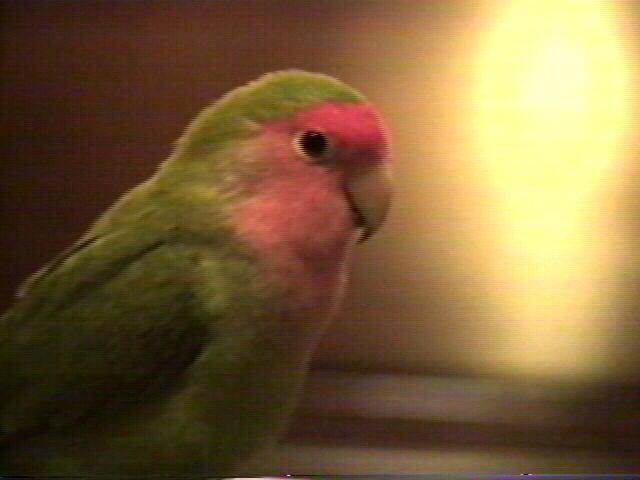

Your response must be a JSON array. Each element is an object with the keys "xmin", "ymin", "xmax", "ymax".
[{"xmin": 257, "ymin": 101, "xmax": 393, "ymax": 241}]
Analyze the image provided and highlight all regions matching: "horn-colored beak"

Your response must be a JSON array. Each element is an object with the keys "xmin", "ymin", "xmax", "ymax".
[{"xmin": 344, "ymin": 161, "xmax": 393, "ymax": 242}]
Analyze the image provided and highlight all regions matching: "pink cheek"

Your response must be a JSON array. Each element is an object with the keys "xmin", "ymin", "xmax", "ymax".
[{"xmin": 254, "ymin": 135, "xmax": 294, "ymax": 171}]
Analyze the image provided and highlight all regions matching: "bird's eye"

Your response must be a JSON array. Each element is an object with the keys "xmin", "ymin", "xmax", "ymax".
[{"xmin": 294, "ymin": 130, "xmax": 330, "ymax": 161}]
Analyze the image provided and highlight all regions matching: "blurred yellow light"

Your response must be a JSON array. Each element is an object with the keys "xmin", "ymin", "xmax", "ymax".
[{"xmin": 473, "ymin": 0, "xmax": 631, "ymax": 379}]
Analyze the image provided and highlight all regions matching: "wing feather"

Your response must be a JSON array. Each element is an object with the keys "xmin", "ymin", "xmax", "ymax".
[{"xmin": 0, "ymin": 226, "xmax": 210, "ymax": 440}]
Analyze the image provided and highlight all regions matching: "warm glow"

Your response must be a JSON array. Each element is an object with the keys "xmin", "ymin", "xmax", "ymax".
[{"xmin": 473, "ymin": 0, "xmax": 631, "ymax": 379}]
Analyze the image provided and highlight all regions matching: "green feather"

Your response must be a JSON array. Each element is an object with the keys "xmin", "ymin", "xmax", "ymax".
[{"xmin": 177, "ymin": 69, "xmax": 365, "ymax": 156}]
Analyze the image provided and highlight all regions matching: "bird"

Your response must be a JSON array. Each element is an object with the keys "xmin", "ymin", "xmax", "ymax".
[{"xmin": 0, "ymin": 70, "xmax": 392, "ymax": 475}]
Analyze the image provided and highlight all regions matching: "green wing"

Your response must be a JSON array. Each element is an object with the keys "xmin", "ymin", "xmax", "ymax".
[{"xmin": 0, "ymin": 226, "xmax": 211, "ymax": 441}]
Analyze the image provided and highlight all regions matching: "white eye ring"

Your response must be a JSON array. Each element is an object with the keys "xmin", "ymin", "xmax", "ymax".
[{"xmin": 293, "ymin": 130, "xmax": 331, "ymax": 162}]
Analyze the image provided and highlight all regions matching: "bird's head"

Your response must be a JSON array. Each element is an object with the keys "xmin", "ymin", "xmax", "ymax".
[{"xmin": 172, "ymin": 70, "xmax": 392, "ymax": 244}]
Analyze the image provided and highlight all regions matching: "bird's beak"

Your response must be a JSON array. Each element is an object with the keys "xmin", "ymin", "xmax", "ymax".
[{"xmin": 344, "ymin": 161, "xmax": 393, "ymax": 242}]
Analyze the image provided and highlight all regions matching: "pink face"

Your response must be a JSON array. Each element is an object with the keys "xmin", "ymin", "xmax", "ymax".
[
  {"xmin": 259, "ymin": 101, "xmax": 391, "ymax": 178},
  {"xmin": 233, "ymin": 99, "xmax": 392, "ymax": 263}
]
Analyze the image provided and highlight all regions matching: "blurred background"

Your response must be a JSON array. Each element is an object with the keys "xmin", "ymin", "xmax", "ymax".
[{"xmin": 1, "ymin": 0, "xmax": 639, "ymax": 473}]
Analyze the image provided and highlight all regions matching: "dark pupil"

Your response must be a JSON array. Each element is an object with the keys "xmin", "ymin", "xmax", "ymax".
[{"xmin": 300, "ymin": 130, "xmax": 328, "ymax": 157}]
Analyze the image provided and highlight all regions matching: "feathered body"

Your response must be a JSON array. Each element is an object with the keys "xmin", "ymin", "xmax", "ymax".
[{"xmin": 0, "ymin": 70, "xmax": 392, "ymax": 475}]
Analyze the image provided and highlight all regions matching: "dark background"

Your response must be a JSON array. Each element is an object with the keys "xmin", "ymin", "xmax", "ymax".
[{"xmin": 2, "ymin": 1, "xmax": 639, "ymax": 473}]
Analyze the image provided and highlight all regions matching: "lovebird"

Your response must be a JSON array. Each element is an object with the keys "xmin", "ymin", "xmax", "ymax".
[{"xmin": 0, "ymin": 70, "xmax": 392, "ymax": 475}]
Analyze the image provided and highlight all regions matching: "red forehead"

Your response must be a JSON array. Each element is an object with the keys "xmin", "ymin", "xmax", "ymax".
[{"xmin": 264, "ymin": 101, "xmax": 390, "ymax": 157}]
